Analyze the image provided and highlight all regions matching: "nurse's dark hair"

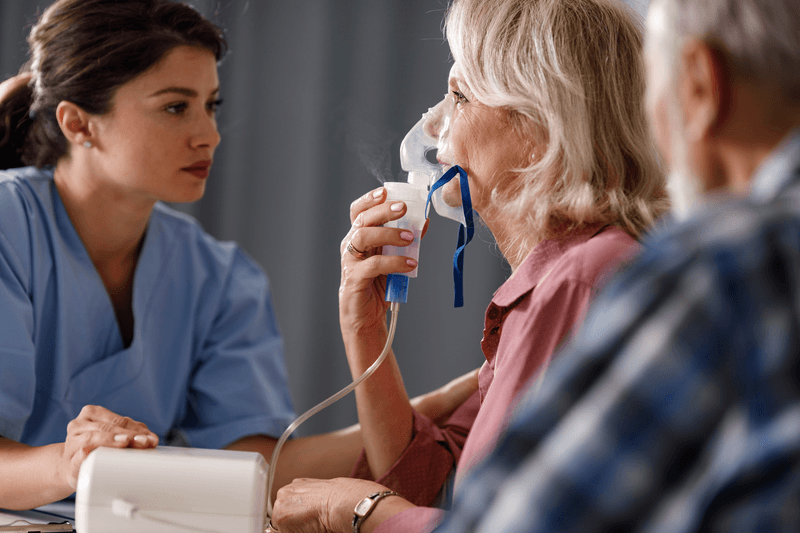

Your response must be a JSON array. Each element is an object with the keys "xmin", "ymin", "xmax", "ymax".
[{"xmin": 0, "ymin": 0, "xmax": 226, "ymax": 170}]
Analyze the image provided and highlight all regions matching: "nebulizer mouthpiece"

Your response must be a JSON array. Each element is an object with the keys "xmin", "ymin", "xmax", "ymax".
[{"xmin": 383, "ymin": 97, "xmax": 475, "ymax": 307}]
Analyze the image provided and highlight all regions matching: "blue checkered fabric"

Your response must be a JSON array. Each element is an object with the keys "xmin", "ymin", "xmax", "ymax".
[{"xmin": 435, "ymin": 132, "xmax": 800, "ymax": 533}]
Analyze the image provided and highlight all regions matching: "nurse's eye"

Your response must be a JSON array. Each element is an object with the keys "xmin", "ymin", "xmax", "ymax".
[
  {"xmin": 166, "ymin": 102, "xmax": 188, "ymax": 115},
  {"xmin": 452, "ymin": 91, "xmax": 469, "ymax": 105},
  {"xmin": 206, "ymin": 98, "xmax": 224, "ymax": 115}
]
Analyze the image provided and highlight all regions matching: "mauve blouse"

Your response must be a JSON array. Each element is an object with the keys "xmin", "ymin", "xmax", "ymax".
[{"xmin": 351, "ymin": 223, "xmax": 639, "ymax": 533}]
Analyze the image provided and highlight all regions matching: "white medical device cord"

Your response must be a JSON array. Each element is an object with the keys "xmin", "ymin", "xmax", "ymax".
[{"xmin": 265, "ymin": 301, "xmax": 401, "ymax": 518}]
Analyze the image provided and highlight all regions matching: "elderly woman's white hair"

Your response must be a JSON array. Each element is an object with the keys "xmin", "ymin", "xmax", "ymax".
[{"xmin": 445, "ymin": 0, "xmax": 667, "ymax": 265}]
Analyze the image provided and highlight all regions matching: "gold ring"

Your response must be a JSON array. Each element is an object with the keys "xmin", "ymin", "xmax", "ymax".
[
  {"xmin": 347, "ymin": 242, "xmax": 369, "ymax": 260},
  {"xmin": 266, "ymin": 520, "xmax": 279, "ymax": 533}
]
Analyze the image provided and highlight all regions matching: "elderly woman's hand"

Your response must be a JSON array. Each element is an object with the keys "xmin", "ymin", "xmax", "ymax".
[
  {"xmin": 339, "ymin": 187, "xmax": 423, "ymax": 343},
  {"xmin": 409, "ymin": 368, "xmax": 479, "ymax": 426},
  {"xmin": 272, "ymin": 478, "xmax": 414, "ymax": 533}
]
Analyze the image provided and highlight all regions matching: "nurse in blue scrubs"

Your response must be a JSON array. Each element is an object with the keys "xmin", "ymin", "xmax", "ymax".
[{"xmin": 0, "ymin": 0, "xmax": 296, "ymax": 509}]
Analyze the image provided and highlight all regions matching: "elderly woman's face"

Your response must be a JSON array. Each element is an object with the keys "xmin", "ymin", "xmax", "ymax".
[{"xmin": 423, "ymin": 64, "xmax": 532, "ymax": 215}]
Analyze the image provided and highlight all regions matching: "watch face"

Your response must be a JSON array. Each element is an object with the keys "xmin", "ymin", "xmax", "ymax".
[{"xmin": 355, "ymin": 497, "xmax": 374, "ymax": 517}]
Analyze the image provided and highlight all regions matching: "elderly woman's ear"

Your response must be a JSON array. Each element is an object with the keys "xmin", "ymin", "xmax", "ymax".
[{"xmin": 503, "ymin": 108, "xmax": 545, "ymax": 159}]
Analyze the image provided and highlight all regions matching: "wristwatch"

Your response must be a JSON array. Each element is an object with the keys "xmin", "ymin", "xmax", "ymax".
[{"xmin": 352, "ymin": 490, "xmax": 399, "ymax": 533}]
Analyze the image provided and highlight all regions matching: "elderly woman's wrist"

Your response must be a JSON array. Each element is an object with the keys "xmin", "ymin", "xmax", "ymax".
[
  {"xmin": 340, "ymin": 320, "xmax": 389, "ymax": 352},
  {"xmin": 342, "ymin": 338, "xmax": 391, "ymax": 376},
  {"xmin": 354, "ymin": 495, "xmax": 415, "ymax": 533}
]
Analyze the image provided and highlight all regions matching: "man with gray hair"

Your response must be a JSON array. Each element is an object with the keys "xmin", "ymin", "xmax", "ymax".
[{"xmin": 434, "ymin": 0, "xmax": 800, "ymax": 531}]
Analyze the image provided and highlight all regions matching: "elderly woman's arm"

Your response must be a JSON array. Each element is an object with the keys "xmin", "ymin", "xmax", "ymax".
[
  {"xmin": 226, "ymin": 367, "xmax": 479, "ymax": 501},
  {"xmin": 338, "ymin": 187, "xmax": 423, "ymax": 479}
]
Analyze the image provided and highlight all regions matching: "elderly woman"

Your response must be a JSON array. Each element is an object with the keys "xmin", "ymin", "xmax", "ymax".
[{"xmin": 271, "ymin": 0, "xmax": 667, "ymax": 531}]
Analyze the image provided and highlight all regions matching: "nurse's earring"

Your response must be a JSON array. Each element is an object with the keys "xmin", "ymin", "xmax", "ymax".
[{"xmin": 83, "ymin": 141, "xmax": 92, "ymax": 149}]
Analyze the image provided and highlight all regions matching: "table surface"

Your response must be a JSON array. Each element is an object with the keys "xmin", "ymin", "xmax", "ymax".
[{"xmin": 0, "ymin": 503, "xmax": 75, "ymax": 532}]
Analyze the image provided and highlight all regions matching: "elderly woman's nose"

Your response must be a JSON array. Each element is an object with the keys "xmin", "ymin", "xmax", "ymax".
[
  {"xmin": 423, "ymin": 110, "xmax": 440, "ymax": 139},
  {"xmin": 423, "ymin": 97, "xmax": 450, "ymax": 139}
]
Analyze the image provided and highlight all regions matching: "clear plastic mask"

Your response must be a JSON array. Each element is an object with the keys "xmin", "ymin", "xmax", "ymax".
[{"xmin": 399, "ymin": 95, "xmax": 466, "ymax": 226}]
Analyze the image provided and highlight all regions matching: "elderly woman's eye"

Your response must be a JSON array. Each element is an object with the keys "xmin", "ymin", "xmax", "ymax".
[{"xmin": 452, "ymin": 90, "xmax": 469, "ymax": 104}]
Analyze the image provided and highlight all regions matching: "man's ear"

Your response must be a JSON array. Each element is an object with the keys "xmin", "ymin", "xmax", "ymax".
[
  {"xmin": 678, "ymin": 39, "xmax": 726, "ymax": 141},
  {"xmin": 56, "ymin": 101, "xmax": 95, "ymax": 148}
]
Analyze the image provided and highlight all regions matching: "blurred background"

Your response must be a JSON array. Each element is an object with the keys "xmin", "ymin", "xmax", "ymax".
[{"xmin": 0, "ymin": 0, "xmax": 648, "ymax": 436}]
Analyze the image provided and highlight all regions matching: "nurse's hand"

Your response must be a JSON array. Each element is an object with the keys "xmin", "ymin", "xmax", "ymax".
[
  {"xmin": 272, "ymin": 477, "xmax": 414, "ymax": 533},
  {"xmin": 339, "ymin": 187, "xmax": 426, "ymax": 342},
  {"xmin": 59, "ymin": 405, "xmax": 158, "ymax": 489}
]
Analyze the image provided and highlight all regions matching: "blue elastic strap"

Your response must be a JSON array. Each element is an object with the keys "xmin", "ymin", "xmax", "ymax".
[{"xmin": 426, "ymin": 165, "xmax": 474, "ymax": 307}]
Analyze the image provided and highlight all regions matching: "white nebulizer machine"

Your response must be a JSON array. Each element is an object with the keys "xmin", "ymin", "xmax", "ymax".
[
  {"xmin": 75, "ymin": 446, "xmax": 267, "ymax": 533},
  {"xmin": 74, "ymin": 98, "xmax": 473, "ymax": 533}
]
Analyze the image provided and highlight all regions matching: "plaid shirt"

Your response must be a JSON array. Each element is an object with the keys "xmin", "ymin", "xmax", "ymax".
[{"xmin": 435, "ymin": 131, "xmax": 800, "ymax": 533}]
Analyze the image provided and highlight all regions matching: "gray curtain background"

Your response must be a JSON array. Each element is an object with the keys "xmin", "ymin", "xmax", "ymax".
[{"xmin": 0, "ymin": 0, "xmax": 648, "ymax": 436}]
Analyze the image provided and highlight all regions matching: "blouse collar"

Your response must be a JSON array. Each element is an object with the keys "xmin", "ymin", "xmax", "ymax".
[{"xmin": 491, "ymin": 222, "xmax": 607, "ymax": 307}]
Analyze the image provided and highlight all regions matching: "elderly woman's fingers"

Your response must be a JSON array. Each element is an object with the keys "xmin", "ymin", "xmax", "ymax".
[
  {"xmin": 342, "ymin": 226, "xmax": 414, "ymax": 258},
  {"xmin": 340, "ymin": 245, "xmax": 417, "ymax": 299},
  {"xmin": 351, "ymin": 200, "xmax": 407, "ymax": 232},
  {"xmin": 342, "ymin": 255, "xmax": 418, "ymax": 286},
  {"xmin": 349, "ymin": 187, "xmax": 386, "ymax": 223}
]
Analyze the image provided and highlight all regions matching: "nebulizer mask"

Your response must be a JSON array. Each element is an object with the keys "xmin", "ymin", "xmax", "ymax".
[
  {"xmin": 383, "ymin": 93, "xmax": 475, "ymax": 306},
  {"xmin": 263, "ymin": 95, "xmax": 474, "ymax": 524}
]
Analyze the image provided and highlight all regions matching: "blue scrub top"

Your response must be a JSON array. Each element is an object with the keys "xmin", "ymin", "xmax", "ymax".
[{"xmin": 0, "ymin": 167, "xmax": 295, "ymax": 449}]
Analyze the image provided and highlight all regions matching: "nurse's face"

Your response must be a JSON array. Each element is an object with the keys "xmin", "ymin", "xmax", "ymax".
[
  {"xmin": 90, "ymin": 45, "xmax": 221, "ymax": 204},
  {"xmin": 423, "ymin": 63, "xmax": 532, "ymax": 216}
]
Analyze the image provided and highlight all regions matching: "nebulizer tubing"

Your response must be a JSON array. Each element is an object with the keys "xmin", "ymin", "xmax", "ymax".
[{"xmin": 265, "ymin": 301, "xmax": 400, "ymax": 519}]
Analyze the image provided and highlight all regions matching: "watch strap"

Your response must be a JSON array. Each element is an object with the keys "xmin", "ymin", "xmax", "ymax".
[{"xmin": 352, "ymin": 490, "xmax": 400, "ymax": 533}]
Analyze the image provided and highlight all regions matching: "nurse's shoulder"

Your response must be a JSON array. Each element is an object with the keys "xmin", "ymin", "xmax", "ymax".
[
  {"xmin": 148, "ymin": 200, "xmax": 271, "ymax": 291},
  {"xmin": 0, "ymin": 166, "xmax": 55, "ymax": 274},
  {"xmin": 0, "ymin": 165, "xmax": 55, "ymax": 214}
]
